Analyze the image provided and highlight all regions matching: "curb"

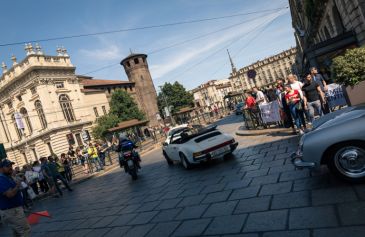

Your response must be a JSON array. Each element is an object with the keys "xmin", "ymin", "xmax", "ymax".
[{"xmin": 235, "ymin": 127, "xmax": 296, "ymax": 137}]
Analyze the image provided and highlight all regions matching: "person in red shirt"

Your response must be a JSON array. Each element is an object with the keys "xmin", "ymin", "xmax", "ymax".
[
  {"xmin": 244, "ymin": 92, "xmax": 256, "ymax": 109},
  {"xmin": 284, "ymin": 84, "xmax": 306, "ymax": 135}
]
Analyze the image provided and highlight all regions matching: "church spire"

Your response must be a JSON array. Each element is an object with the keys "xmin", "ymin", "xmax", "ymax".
[{"xmin": 227, "ymin": 49, "xmax": 237, "ymax": 74}]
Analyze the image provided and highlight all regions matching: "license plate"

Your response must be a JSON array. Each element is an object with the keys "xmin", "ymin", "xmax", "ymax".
[
  {"xmin": 127, "ymin": 159, "xmax": 134, "ymax": 168},
  {"xmin": 211, "ymin": 146, "xmax": 230, "ymax": 157}
]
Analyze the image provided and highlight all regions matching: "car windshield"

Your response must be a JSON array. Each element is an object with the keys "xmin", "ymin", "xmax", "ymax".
[{"xmin": 168, "ymin": 127, "xmax": 187, "ymax": 137}]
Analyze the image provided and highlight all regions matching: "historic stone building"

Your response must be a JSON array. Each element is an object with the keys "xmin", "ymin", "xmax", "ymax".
[
  {"xmin": 0, "ymin": 46, "xmax": 160, "ymax": 166},
  {"xmin": 192, "ymin": 79, "xmax": 234, "ymax": 112},
  {"xmin": 289, "ymin": 0, "xmax": 365, "ymax": 75},
  {"xmin": 120, "ymin": 53, "xmax": 160, "ymax": 127},
  {"xmin": 0, "ymin": 45, "xmax": 111, "ymax": 166},
  {"xmin": 229, "ymin": 48, "xmax": 297, "ymax": 92}
]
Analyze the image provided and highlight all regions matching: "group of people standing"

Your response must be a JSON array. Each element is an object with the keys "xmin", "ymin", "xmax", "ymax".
[{"xmin": 244, "ymin": 67, "xmax": 329, "ymax": 135}]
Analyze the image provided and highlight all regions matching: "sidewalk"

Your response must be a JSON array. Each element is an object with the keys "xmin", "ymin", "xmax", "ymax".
[{"xmin": 34, "ymin": 139, "xmax": 162, "ymax": 202}]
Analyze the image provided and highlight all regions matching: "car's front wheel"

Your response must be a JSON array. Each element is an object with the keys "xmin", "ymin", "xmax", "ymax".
[
  {"xmin": 180, "ymin": 153, "xmax": 192, "ymax": 169},
  {"xmin": 327, "ymin": 142, "xmax": 365, "ymax": 183},
  {"xmin": 163, "ymin": 151, "xmax": 174, "ymax": 166}
]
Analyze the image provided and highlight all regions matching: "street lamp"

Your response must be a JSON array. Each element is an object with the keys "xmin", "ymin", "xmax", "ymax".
[{"xmin": 159, "ymin": 86, "xmax": 176, "ymax": 126}]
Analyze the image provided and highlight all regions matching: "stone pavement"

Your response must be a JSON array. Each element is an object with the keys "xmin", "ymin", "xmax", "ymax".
[{"xmin": 1, "ymin": 122, "xmax": 365, "ymax": 237}]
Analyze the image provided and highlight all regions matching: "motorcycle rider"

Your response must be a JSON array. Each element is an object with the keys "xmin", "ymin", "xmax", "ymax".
[{"xmin": 117, "ymin": 133, "xmax": 141, "ymax": 172}]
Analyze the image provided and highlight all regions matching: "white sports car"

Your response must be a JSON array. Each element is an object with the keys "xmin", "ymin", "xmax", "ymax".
[{"xmin": 162, "ymin": 125, "xmax": 238, "ymax": 169}]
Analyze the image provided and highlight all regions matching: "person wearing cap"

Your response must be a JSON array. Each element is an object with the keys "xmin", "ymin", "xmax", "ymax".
[{"xmin": 0, "ymin": 159, "xmax": 31, "ymax": 236}]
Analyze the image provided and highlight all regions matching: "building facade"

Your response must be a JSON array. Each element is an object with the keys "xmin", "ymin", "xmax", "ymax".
[
  {"xmin": 0, "ymin": 46, "xmax": 161, "ymax": 166},
  {"xmin": 192, "ymin": 79, "xmax": 234, "ymax": 112},
  {"xmin": 289, "ymin": 0, "xmax": 365, "ymax": 75},
  {"xmin": 0, "ymin": 45, "xmax": 111, "ymax": 166},
  {"xmin": 229, "ymin": 48, "xmax": 297, "ymax": 92}
]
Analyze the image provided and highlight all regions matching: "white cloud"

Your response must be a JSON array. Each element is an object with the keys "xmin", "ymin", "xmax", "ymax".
[
  {"xmin": 149, "ymin": 10, "xmax": 287, "ymax": 80},
  {"xmin": 79, "ymin": 44, "xmax": 122, "ymax": 61}
]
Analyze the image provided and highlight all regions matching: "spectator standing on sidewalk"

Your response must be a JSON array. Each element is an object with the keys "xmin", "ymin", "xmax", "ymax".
[
  {"xmin": 24, "ymin": 164, "xmax": 39, "ymax": 196},
  {"xmin": 60, "ymin": 153, "xmax": 72, "ymax": 182},
  {"xmin": 302, "ymin": 74, "xmax": 325, "ymax": 123},
  {"xmin": 0, "ymin": 159, "xmax": 31, "ymax": 236},
  {"xmin": 252, "ymin": 87, "xmax": 268, "ymax": 105},
  {"xmin": 284, "ymin": 84, "xmax": 307, "ymax": 135},
  {"xmin": 32, "ymin": 161, "xmax": 49, "ymax": 194},
  {"xmin": 88, "ymin": 143, "xmax": 103, "ymax": 172},
  {"xmin": 310, "ymin": 67, "xmax": 329, "ymax": 114},
  {"xmin": 67, "ymin": 145, "xmax": 77, "ymax": 165}
]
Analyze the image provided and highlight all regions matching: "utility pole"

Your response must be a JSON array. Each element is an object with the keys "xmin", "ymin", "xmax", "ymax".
[{"xmin": 159, "ymin": 86, "xmax": 176, "ymax": 126}]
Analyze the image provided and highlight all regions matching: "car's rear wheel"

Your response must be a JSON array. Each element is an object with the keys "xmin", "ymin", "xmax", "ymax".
[
  {"xmin": 163, "ymin": 151, "xmax": 174, "ymax": 166},
  {"xmin": 180, "ymin": 153, "xmax": 192, "ymax": 169},
  {"xmin": 224, "ymin": 152, "xmax": 234, "ymax": 160},
  {"xmin": 327, "ymin": 142, "xmax": 365, "ymax": 183}
]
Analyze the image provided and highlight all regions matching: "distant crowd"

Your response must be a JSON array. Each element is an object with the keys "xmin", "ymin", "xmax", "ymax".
[
  {"xmin": 11, "ymin": 141, "xmax": 112, "ymax": 208},
  {"xmin": 243, "ymin": 67, "xmax": 331, "ymax": 135}
]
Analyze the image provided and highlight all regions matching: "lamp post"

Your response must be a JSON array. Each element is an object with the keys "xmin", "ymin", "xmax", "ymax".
[{"xmin": 159, "ymin": 86, "xmax": 176, "ymax": 126}]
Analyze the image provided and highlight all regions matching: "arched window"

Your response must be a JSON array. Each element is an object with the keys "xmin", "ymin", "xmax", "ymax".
[
  {"xmin": 11, "ymin": 114, "xmax": 22, "ymax": 139},
  {"xmin": 20, "ymin": 108, "xmax": 33, "ymax": 134},
  {"xmin": 59, "ymin": 94, "xmax": 75, "ymax": 122},
  {"xmin": 35, "ymin": 100, "xmax": 47, "ymax": 129}
]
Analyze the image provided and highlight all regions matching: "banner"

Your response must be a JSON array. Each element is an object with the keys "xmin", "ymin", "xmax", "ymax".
[
  {"xmin": 259, "ymin": 101, "xmax": 281, "ymax": 123},
  {"xmin": 325, "ymin": 83, "xmax": 347, "ymax": 109},
  {"xmin": 14, "ymin": 112, "xmax": 25, "ymax": 130}
]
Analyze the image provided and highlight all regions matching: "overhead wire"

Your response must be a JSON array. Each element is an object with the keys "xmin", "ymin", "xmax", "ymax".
[
  {"xmin": 208, "ymin": 10, "xmax": 285, "ymax": 78},
  {"xmin": 166, "ymin": 10, "xmax": 285, "ymax": 82},
  {"xmin": 79, "ymin": 8, "xmax": 285, "ymax": 76},
  {"xmin": 0, "ymin": 7, "xmax": 288, "ymax": 47}
]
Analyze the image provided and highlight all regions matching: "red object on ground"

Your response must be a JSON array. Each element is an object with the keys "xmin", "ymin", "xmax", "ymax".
[{"xmin": 27, "ymin": 211, "xmax": 52, "ymax": 225}]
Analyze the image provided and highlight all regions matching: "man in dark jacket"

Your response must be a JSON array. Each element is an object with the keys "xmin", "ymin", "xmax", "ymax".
[{"xmin": 118, "ymin": 133, "xmax": 140, "ymax": 170}]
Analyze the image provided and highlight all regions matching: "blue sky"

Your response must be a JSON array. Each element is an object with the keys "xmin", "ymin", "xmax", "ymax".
[{"xmin": 0, "ymin": 0, "xmax": 295, "ymax": 90}]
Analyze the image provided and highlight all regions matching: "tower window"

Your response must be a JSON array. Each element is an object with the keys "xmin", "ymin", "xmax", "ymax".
[
  {"xmin": 134, "ymin": 58, "xmax": 139, "ymax": 64},
  {"xmin": 126, "ymin": 61, "xmax": 131, "ymax": 67}
]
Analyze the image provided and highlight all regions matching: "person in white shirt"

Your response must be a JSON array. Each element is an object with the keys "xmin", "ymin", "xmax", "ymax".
[
  {"xmin": 252, "ymin": 87, "xmax": 267, "ymax": 105},
  {"xmin": 288, "ymin": 74, "xmax": 303, "ymax": 92}
]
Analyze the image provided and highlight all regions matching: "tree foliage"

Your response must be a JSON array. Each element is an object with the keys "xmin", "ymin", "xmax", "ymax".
[
  {"xmin": 92, "ymin": 90, "xmax": 145, "ymax": 139},
  {"xmin": 331, "ymin": 47, "xmax": 365, "ymax": 87},
  {"xmin": 109, "ymin": 89, "xmax": 145, "ymax": 121},
  {"xmin": 157, "ymin": 82, "xmax": 194, "ymax": 117}
]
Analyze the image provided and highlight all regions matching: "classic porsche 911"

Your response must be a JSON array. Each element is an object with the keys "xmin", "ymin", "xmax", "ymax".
[
  {"xmin": 291, "ymin": 106, "xmax": 365, "ymax": 183},
  {"xmin": 162, "ymin": 125, "xmax": 238, "ymax": 169}
]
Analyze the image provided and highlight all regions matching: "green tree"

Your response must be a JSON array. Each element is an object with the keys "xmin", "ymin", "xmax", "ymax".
[
  {"xmin": 92, "ymin": 89, "xmax": 145, "ymax": 139},
  {"xmin": 331, "ymin": 47, "xmax": 365, "ymax": 87},
  {"xmin": 109, "ymin": 89, "xmax": 145, "ymax": 121},
  {"xmin": 92, "ymin": 114, "xmax": 120, "ymax": 139},
  {"xmin": 158, "ymin": 82, "xmax": 194, "ymax": 117}
]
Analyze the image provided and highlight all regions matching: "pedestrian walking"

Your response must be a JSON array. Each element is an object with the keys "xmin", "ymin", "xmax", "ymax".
[
  {"xmin": 46, "ymin": 156, "xmax": 73, "ymax": 196},
  {"xmin": 40, "ymin": 157, "xmax": 57, "ymax": 197},
  {"xmin": 302, "ymin": 74, "xmax": 325, "ymax": 123},
  {"xmin": 0, "ymin": 159, "xmax": 31, "ymax": 237},
  {"xmin": 23, "ymin": 165, "xmax": 39, "ymax": 196},
  {"xmin": 310, "ymin": 67, "xmax": 330, "ymax": 114}
]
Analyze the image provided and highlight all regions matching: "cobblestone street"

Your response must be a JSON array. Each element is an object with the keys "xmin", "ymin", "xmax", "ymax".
[{"xmin": 1, "ymin": 115, "xmax": 364, "ymax": 237}]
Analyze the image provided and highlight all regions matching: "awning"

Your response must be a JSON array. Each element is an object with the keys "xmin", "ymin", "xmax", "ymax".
[{"xmin": 108, "ymin": 119, "xmax": 149, "ymax": 132}]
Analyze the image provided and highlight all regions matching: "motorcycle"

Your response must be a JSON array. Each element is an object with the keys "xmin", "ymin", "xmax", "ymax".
[{"xmin": 121, "ymin": 148, "xmax": 140, "ymax": 180}]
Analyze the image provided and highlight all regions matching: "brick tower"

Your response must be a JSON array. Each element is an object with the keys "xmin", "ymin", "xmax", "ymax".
[{"xmin": 121, "ymin": 53, "xmax": 159, "ymax": 127}]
